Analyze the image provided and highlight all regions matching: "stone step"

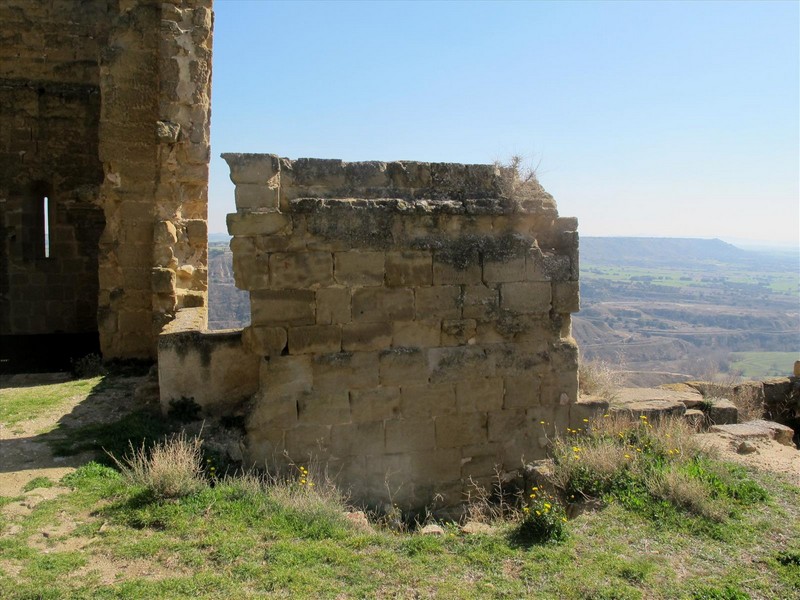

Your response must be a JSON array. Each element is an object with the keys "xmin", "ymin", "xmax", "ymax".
[
  {"xmin": 602, "ymin": 387, "xmax": 739, "ymax": 428},
  {"xmin": 710, "ymin": 420, "xmax": 795, "ymax": 447}
]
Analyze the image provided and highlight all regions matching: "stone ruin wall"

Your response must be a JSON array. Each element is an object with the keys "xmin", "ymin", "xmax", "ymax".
[
  {"xmin": 224, "ymin": 153, "xmax": 583, "ymax": 508},
  {"xmin": 1, "ymin": 1, "xmax": 109, "ymax": 342},
  {"xmin": 0, "ymin": 0, "xmax": 212, "ymax": 365}
]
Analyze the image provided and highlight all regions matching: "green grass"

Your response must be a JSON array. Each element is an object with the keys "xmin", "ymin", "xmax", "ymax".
[
  {"xmin": 0, "ymin": 452, "xmax": 797, "ymax": 599},
  {"xmin": 2, "ymin": 378, "xmax": 799, "ymax": 599},
  {"xmin": 729, "ymin": 352, "xmax": 799, "ymax": 379},
  {"xmin": 0, "ymin": 377, "xmax": 102, "ymax": 426}
]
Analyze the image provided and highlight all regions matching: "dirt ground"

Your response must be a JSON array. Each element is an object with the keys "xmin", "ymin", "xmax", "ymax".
[
  {"xmin": 0, "ymin": 373, "xmax": 147, "ymax": 497},
  {"xmin": 696, "ymin": 431, "xmax": 800, "ymax": 485}
]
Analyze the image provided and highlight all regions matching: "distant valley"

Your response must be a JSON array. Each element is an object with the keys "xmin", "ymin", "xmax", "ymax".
[{"xmin": 208, "ymin": 236, "xmax": 799, "ymax": 383}]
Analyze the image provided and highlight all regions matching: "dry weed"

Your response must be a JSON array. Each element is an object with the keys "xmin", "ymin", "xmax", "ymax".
[
  {"xmin": 579, "ymin": 359, "xmax": 624, "ymax": 400},
  {"xmin": 647, "ymin": 468, "xmax": 726, "ymax": 522},
  {"xmin": 111, "ymin": 432, "xmax": 206, "ymax": 500}
]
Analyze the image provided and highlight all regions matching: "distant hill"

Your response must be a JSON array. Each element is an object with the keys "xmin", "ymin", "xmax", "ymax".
[{"xmin": 581, "ymin": 237, "xmax": 753, "ymax": 267}]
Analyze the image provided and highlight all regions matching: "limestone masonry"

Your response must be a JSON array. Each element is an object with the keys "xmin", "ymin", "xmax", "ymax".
[
  {"xmin": 223, "ymin": 154, "xmax": 582, "ymax": 507},
  {"xmin": 2, "ymin": 0, "xmax": 590, "ymax": 509},
  {"xmin": 1, "ymin": 0, "xmax": 212, "ymax": 366}
]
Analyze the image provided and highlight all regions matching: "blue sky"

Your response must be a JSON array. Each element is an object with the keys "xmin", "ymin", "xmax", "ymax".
[{"xmin": 208, "ymin": 1, "xmax": 799, "ymax": 246}]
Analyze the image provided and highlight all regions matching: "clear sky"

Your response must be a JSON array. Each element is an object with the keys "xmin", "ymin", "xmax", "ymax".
[{"xmin": 208, "ymin": 0, "xmax": 799, "ymax": 246}]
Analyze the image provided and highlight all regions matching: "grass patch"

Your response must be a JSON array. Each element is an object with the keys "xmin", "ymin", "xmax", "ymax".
[
  {"xmin": 1, "ymin": 378, "xmax": 798, "ymax": 599},
  {"xmin": 0, "ymin": 377, "xmax": 102, "ymax": 426},
  {"xmin": 0, "ymin": 457, "xmax": 797, "ymax": 599},
  {"xmin": 548, "ymin": 414, "xmax": 768, "ymax": 533},
  {"xmin": 21, "ymin": 477, "xmax": 54, "ymax": 493}
]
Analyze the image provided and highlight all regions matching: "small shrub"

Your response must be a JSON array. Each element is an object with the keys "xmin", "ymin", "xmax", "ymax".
[
  {"xmin": 168, "ymin": 397, "xmax": 202, "ymax": 422},
  {"xmin": 111, "ymin": 432, "xmax": 206, "ymax": 500},
  {"xmin": 512, "ymin": 487, "xmax": 568, "ymax": 545},
  {"xmin": 579, "ymin": 360, "xmax": 624, "ymax": 400},
  {"xmin": 775, "ymin": 550, "xmax": 800, "ymax": 567},
  {"xmin": 71, "ymin": 353, "xmax": 106, "ymax": 379}
]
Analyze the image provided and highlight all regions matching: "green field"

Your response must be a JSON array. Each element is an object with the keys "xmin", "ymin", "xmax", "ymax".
[
  {"xmin": 581, "ymin": 263, "xmax": 800, "ymax": 296},
  {"xmin": 729, "ymin": 352, "xmax": 799, "ymax": 379}
]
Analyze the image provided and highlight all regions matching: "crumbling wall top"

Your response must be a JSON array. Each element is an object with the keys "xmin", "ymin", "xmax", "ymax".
[{"xmin": 221, "ymin": 153, "xmax": 558, "ymax": 216}]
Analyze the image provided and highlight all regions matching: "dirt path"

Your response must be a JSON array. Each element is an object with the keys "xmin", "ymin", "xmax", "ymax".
[
  {"xmin": 696, "ymin": 431, "xmax": 800, "ymax": 485},
  {"xmin": 0, "ymin": 374, "xmax": 147, "ymax": 497}
]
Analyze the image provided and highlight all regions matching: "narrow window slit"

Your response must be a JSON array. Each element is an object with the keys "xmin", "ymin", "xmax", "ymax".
[{"xmin": 43, "ymin": 196, "xmax": 50, "ymax": 258}]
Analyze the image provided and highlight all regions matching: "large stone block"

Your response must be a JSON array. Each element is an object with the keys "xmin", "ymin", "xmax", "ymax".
[
  {"xmin": 441, "ymin": 319, "xmax": 477, "ymax": 346},
  {"xmin": 414, "ymin": 285, "xmax": 461, "ymax": 320},
  {"xmin": 297, "ymin": 391, "xmax": 351, "ymax": 425},
  {"xmin": 386, "ymin": 419, "xmax": 436, "ymax": 453},
  {"xmin": 455, "ymin": 377, "xmax": 504, "ymax": 412},
  {"xmin": 251, "ymin": 289, "xmax": 315, "ymax": 326},
  {"xmin": 248, "ymin": 393, "xmax": 298, "ymax": 430},
  {"xmin": 350, "ymin": 387, "xmax": 401, "ymax": 423},
  {"xmin": 379, "ymin": 347, "xmax": 429, "ymax": 386},
  {"xmin": 152, "ymin": 267, "xmax": 176, "ymax": 294},
  {"xmin": 227, "ymin": 211, "xmax": 290, "ymax": 236},
  {"xmin": 316, "ymin": 287, "xmax": 351, "ymax": 324},
  {"xmin": 432, "ymin": 252, "xmax": 482, "ymax": 285},
  {"xmin": 352, "ymin": 287, "xmax": 414, "ymax": 322},
  {"xmin": 285, "ymin": 424, "xmax": 331, "ymax": 459},
  {"xmin": 288, "ymin": 325, "xmax": 342, "ymax": 354},
  {"xmin": 552, "ymin": 281, "xmax": 580, "ymax": 313},
  {"xmin": 400, "ymin": 383, "xmax": 457, "ymax": 419},
  {"xmin": 462, "ymin": 285, "xmax": 499, "ymax": 320},
  {"xmin": 242, "ymin": 325, "xmax": 287, "ymax": 356},
  {"xmin": 330, "ymin": 421, "xmax": 385, "ymax": 457},
  {"xmin": 435, "ymin": 413, "xmax": 488, "ymax": 448},
  {"xmin": 428, "ymin": 346, "xmax": 495, "ymax": 383},
  {"xmin": 499, "ymin": 282, "xmax": 551, "ymax": 314},
  {"xmin": 342, "ymin": 321, "xmax": 392, "ymax": 352},
  {"xmin": 312, "ymin": 351, "xmax": 380, "ymax": 392},
  {"xmin": 504, "ymin": 375, "xmax": 542, "ymax": 409},
  {"xmin": 235, "ymin": 183, "xmax": 280, "ymax": 210},
  {"xmin": 270, "ymin": 252, "xmax": 333, "ymax": 289},
  {"xmin": 386, "ymin": 251, "xmax": 432, "ymax": 287},
  {"xmin": 334, "ymin": 251, "xmax": 385, "ymax": 286},
  {"xmin": 391, "ymin": 319, "xmax": 441, "ymax": 347},
  {"xmin": 483, "ymin": 256, "xmax": 526, "ymax": 283},
  {"xmin": 260, "ymin": 354, "xmax": 313, "ymax": 396},
  {"xmin": 222, "ymin": 153, "xmax": 280, "ymax": 184}
]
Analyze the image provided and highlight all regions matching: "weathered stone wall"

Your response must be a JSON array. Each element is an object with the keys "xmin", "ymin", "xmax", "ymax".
[
  {"xmin": 0, "ymin": 1, "xmax": 110, "ymax": 341},
  {"xmin": 0, "ymin": 0, "xmax": 213, "ymax": 366},
  {"xmin": 158, "ymin": 308, "xmax": 259, "ymax": 416},
  {"xmin": 98, "ymin": 0, "xmax": 213, "ymax": 359},
  {"xmin": 224, "ymin": 154, "xmax": 581, "ymax": 508}
]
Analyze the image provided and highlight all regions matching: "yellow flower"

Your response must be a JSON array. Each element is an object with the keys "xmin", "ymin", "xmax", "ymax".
[
  {"xmin": 544, "ymin": 502, "xmax": 551, "ymax": 509},
  {"xmin": 639, "ymin": 415, "xmax": 647, "ymax": 420},
  {"xmin": 539, "ymin": 421, "xmax": 546, "ymax": 425},
  {"xmin": 603, "ymin": 414, "xmax": 610, "ymax": 418},
  {"xmin": 561, "ymin": 517, "xmax": 567, "ymax": 522},
  {"xmin": 582, "ymin": 418, "xmax": 589, "ymax": 423},
  {"xmin": 624, "ymin": 454, "xmax": 631, "ymax": 459},
  {"xmin": 536, "ymin": 510, "xmax": 541, "ymax": 516},
  {"xmin": 572, "ymin": 446, "xmax": 581, "ymax": 452}
]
